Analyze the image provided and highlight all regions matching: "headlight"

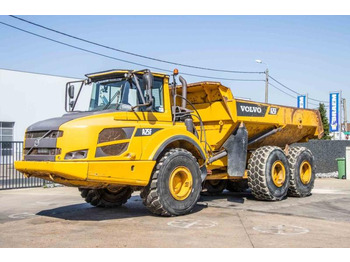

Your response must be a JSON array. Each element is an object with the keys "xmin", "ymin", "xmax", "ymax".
[{"xmin": 65, "ymin": 150, "xmax": 88, "ymax": 160}]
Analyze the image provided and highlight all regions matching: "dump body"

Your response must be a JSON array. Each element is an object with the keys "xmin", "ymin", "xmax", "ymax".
[{"xmin": 179, "ymin": 81, "xmax": 323, "ymax": 174}]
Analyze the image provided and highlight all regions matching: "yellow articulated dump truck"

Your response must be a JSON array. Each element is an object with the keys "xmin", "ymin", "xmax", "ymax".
[{"xmin": 15, "ymin": 69, "xmax": 323, "ymax": 216}]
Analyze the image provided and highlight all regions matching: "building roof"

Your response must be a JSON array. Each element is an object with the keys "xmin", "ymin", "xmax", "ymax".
[{"xmin": 0, "ymin": 68, "xmax": 80, "ymax": 80}]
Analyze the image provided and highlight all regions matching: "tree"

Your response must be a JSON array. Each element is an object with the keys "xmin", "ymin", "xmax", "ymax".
[{"xmin": 318, "ymin": 103, "xmax": 331, "ymax": 140}]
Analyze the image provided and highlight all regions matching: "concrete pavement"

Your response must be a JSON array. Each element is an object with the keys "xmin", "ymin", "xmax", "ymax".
[{"xmin": 0, "ymin": 179, "xmax": 349, "ymax": 247}]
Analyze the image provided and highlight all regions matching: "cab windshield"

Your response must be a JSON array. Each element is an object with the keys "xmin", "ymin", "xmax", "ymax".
[{"xmin": 71, "ymin": 76, "xmax": 164, "ymax": 112}]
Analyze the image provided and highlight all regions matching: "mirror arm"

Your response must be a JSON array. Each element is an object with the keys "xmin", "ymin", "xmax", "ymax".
[
  {"xmin": 132, "ymin": 74, "xmax": 146, "ymax": 104},
  {"xmin": 65, "ymin": 82, "xmax": 69, "ymax": 112},
  {"xmin": 71, "ymin": 80, "xmax": 84, "ymax": 111}
]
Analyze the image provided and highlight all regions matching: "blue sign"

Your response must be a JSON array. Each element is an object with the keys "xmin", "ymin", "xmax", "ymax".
[
  {"xmin": 297, "ymin": 95, "xmax": 306, "ymax": 108},
  {"xmin": 329, "ymin": 92, "xmax": 340, "ymax": 132}
]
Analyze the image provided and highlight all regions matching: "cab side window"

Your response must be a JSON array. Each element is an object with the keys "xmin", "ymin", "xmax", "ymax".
[{"xmin": 151, "ymin": 78, "xmax": 164, "ymax": 112}]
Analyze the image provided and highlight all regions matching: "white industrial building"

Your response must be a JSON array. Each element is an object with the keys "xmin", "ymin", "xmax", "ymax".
[{"xmin": 0, "ymin": 68, "xmax": 79, "ymax": 142}]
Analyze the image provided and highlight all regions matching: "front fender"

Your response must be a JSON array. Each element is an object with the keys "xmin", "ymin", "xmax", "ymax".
[
  {"xmin": 152, "ymin": 135, "xmax": 206, "ymax": 161},
  {"xmin": 138, "ymin": 125, "xmax": 206, "ymax": 161}
]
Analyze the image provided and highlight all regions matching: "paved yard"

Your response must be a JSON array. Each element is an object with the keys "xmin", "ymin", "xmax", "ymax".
[{"xmin": 0, "ymin": 179, "xmax": 350, "ymax": 247}]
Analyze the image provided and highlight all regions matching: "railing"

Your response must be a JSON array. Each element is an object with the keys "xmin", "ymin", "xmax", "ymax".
[{"xmin": 0, "ymin": 141, "xmax": 49, "ymax": 190}]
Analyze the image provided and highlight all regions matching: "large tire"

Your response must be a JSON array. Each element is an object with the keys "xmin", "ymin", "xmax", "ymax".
[
  {"xmin": 141, "ymin": 148, "xmax": 202, "ymax": 216},
  {"xmin": 202, "ymin": 180, "xmax": 227, "ymax": 195},
  {"xmin": 287, "ymin": 146, "xmax": 315, "ymax": 197},
  {"xmin": 248, "ymin": 146, "xmax": 290, "ymax": 201},
  {"xmin": 226, "ymin": 180, "xmax": 249, "ymax": 192},
  {"xmin": 79, "ymin": 186, "xmax": 133, "ymax": 207}
]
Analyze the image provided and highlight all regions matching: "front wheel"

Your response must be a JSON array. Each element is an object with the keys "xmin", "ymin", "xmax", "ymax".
[{"xmin": 141, "ymin": 148, "xmax": 202, "ymax": 216}]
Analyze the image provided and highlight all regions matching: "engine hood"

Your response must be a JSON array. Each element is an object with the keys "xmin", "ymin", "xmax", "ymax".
[{"xmin": 26, "ymin": 110, "xmax": 116, "ymax": 132}]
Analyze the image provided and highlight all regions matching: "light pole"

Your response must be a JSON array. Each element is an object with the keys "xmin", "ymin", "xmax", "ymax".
[{"xmin": 256, "ymin": 59, "xmax": 269, "ymax": 103}]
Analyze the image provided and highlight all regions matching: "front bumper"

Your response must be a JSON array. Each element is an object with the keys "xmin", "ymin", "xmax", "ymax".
[{"xmin": 15, "ymin": 160, "xmax": 156, "ymax": 187}]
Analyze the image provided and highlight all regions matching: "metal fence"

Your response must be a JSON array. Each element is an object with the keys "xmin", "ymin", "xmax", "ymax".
[{"xmin": 0, "ymin": 141, "xmax": 48, "ymax": 190}]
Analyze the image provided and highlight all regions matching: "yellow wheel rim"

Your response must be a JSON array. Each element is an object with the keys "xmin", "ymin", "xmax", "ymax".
[
  {"xmin": 271, "ymin": 160, "xmax": 286, "ymax": 187},
  {"xmin": 169, "ymin": 166, "xmax": 193, "ymax": 201},
  {"xmin": 300, "ymin": 161, "xmax": 312, "ymax": 184}
]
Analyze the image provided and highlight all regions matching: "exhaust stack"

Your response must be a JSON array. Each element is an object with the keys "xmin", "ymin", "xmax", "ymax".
[{"xmin": 179, "ymin": 75, "xmax": 187, "ymax": 108}]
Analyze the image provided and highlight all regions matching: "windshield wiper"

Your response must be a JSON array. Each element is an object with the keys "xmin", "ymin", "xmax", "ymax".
[{"xmin": 102, "ymin": 89, "xmax": 121, "ymax": 110}]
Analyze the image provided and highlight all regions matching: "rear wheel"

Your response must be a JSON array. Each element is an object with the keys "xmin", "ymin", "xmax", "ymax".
[
  {"xmin": 202, "ymin": 180, "xmax": 227, "ymax": 194},
  {"xmin": 287, "ymin": 146, "xmax": 315, "ymax": 197},
  {"xmin": 141, "ymin": 148, "xmax": 202, "ymax": 216},
  {"xmin": 248, "ymin": 146, "xmax": 290, "ymax": 201},
  {"xmin": 79, "ymin": 186, "xmax": 133, "ymax": 207}
]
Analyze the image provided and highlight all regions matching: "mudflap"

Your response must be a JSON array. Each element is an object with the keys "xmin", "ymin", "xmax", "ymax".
[
  {"xmin": 223, "ymin": 123, "xmax": 248, "ymax": 177},
  {"xmin": 200, "ymin": 165, "xmax": 207, "ymax": 183}
]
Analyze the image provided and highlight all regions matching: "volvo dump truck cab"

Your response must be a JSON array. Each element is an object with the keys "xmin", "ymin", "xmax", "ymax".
[{"xmin": 15, "ymin": 69, "xmax": 323, "ymax": 216}]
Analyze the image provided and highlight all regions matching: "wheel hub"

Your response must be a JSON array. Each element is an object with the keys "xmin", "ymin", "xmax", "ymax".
[
  {"xmin": 271, "ymin": 160, "xmax": 286, "ymax": 187},
  {"xmin": 106, "ymin": 185, "xmax": 124, "ymax": 194},
  {"xmin": 208, "ymin": 180, "xmax": 221, "ymax": 186},
  {"xmin": 169, "ymin": 166, "xmax": 193, "ymax": 201},
  {"xmin": 300, "ymin": 161, "xmax": 312, "ymax": 184}
]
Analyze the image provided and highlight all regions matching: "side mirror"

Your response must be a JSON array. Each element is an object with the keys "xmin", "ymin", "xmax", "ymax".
[
  {"xmin": 69, "ymin": 100, "xmax": 75, "ymax": 109},
  {"xmin": 143, "ymin": 71, "xmax": 153, "ymax": 104},
  {"xmin": 68, "ymin": 85, "xmax": 75, "ymax": 99}
]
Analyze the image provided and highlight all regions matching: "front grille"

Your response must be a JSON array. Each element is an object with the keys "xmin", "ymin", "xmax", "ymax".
[
  {"xmin": 25, "ymin": 130, "xmax": 63, "ymax": 139},
  {"xmin": 24, "ymin": 130, "xmax": 61, "ymax": 161},
  {"xmin": 24, "ymin": 148, "xmax": 61, "ymax": 156}
]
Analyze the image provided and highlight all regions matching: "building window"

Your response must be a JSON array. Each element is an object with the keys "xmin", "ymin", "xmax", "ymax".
[{"xmin": 0, "ymin": 122, "xmax": 15, "ymax": 156}]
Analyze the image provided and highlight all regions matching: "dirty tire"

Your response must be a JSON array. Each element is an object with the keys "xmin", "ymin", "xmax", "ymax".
[
  {"xmin": 78, "ymin": 187, "xmax": 133, "ymax": 207},
  {"xmin": 248, "ymin": 146, "xmax": 290, "ymax": 201},
  {"xmin": 140, "ymin": 148, "xmax": 202, "ymax": 216},
  {"xmin": 226, "ymin": 180, "xmax": 249, "ymax": 192},
  {"xmin": 287, "ymin": 146, "xmax": 315, "ymax": 197},
  {"xmin": 202, "ymin": 180, "xmax": 227, "ymax": 195}
]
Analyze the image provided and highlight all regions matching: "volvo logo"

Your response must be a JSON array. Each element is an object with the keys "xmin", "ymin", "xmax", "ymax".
[
  {"xmin": 236, "ymin": 102, "xmax": 268, "ymax": 117},
  {"xmin": 34, "ymin": 139, "xmax": 40, "ymax": 147},
  {"xmin": 240, "ymin": 105, "xmax": 262, "ymax": 114}
]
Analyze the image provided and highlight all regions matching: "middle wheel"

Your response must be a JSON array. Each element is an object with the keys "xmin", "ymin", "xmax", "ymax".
[
  {"xmin": 203, "ymin": 180, "xmax": 227, "ymax": 195},
  {"xmin": 141, "ymin": 148, "xmax": 202, "ymax": 216},
  {"xmin": 248, "ymin": 146, "xmax": 290, "ymax": 201}
]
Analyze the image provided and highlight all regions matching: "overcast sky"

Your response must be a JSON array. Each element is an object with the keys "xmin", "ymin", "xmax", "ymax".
[{"xmin": 0, "ymin": 15, "xmax": 349, "ymax": 111}]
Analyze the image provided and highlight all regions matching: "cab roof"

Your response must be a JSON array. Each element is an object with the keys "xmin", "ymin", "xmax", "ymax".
[{"xmin": 85, "ymin": 69, "xmax": 169, "ymax": 81}]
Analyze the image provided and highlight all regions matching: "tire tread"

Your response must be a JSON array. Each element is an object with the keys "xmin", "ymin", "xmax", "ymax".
[
  {"xmin": 140, "ymin": 148, "xmax": 200, "ymax": 216},
  {"xmin": 248, "ymin": 146, "xmax": 288, "ymax": 201}
]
